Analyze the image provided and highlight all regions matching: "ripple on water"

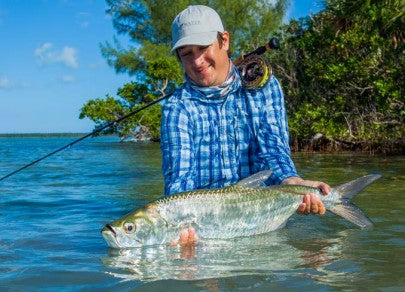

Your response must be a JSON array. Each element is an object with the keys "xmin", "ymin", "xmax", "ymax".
[{"xmin": 0, "ymin": 138, "xmax": 404, "ymax": 290}]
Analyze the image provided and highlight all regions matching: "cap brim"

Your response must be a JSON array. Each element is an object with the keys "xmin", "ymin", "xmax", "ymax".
[{"xmin": 170, "ymin": 31, "xmax": 218, "ymax": 54}]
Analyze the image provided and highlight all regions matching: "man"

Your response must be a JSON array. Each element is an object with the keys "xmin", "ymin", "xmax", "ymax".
[{"xmin": 160, "ymin": 5, "xmax": 330, "ymax": 246}]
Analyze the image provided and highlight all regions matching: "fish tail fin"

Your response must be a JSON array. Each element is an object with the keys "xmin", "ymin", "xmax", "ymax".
[
  {"xmin": 329, "ymin": 201, "xmax": 374, "ymax": 229},
  {"xmin": 328, "ymin": 174, "xmax": 381, "ymax": 229}
]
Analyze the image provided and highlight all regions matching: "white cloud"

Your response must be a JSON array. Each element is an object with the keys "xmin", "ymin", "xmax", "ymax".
[
  {"xmin": 34, "ymin": 43, "xmax": 79, "ymax": 68},
  {"xmin": 0, "ymin": 76, "xmax": 13, "ymax": 89},
  {"xmin": 59, "ymin": 47, "xmax": 79, "ymax": 68},
  {"xmin": 61, "ymin": 75, "xmax": 76, "ymax": 83},
  {"xmin": 76, "ymin": 12, "xmax": 90, "ymax": 28},
  {"xmin": 0, "ymin": 75, "xmax": 30, "ymax": 90},
  {"xmin": 34, "ymin": 42, "xmax": 53, "ymax": 57}
]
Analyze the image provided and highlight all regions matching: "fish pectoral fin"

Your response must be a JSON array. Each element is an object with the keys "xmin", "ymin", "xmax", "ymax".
[
  {"xmin": 329, "ymin": 200, "xmax": 373, "ymax": 229},
  {"xmin": 236, "ymin": 170, "xmax": 273, "ymax": 188}
]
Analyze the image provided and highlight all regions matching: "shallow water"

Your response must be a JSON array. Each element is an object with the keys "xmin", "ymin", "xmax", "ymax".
[{"xmin": 0, "ymin": 136, "xmax": 404, "ymax": 291}]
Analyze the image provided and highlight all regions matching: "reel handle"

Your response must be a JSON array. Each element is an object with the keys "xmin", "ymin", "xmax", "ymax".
[{"xmin": 233, "ymin": 37, "xmax": 279, "ymax": 66}]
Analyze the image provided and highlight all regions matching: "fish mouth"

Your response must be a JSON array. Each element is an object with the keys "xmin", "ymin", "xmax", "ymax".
[
  {"xmin": 101, "ymin": 223, "xmax": 143, "ymax": 248},
  {"xmin": 104, "ymin": 224, "xmax": 116, "ymax": 236},
  {"xmin": 101, "ymin": 224, "xmax": 121, "ymax": 248}
]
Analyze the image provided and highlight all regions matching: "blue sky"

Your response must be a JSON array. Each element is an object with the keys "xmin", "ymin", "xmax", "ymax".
[{"xmin": 0, "ymin": 0, "xmax": 323, "ymax": 133}]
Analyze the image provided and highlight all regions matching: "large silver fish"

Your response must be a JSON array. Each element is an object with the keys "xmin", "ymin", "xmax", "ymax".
[{"xmin": 102, "ymin": 171, "xmax": 381, "ymax": 248}]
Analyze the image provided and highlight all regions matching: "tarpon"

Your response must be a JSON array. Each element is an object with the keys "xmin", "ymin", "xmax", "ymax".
[{"xmin": 102, "ymin": 171, "xmax": 381, "ymax": 248}]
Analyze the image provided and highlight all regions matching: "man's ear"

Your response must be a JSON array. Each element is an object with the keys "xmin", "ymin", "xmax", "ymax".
[{"xmin": 221, "ymin": 31, "xmax": 230, "ymax": 51}]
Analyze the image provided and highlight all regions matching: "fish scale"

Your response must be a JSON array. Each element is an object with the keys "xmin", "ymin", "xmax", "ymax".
[
  {"xmin": 156, "ymin": 185, "xmax": 304, "ymax": 238},
  {"xmin": 102, "ymin": 172, "xmax": 381, "ymax": 248}
]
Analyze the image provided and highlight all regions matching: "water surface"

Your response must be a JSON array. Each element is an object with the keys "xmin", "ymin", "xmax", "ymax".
[{"xmin": 0, "ymin": 136, "xmax": 404, "ymax": 291}]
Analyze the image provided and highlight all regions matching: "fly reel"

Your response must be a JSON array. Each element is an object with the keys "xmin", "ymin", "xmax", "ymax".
[
  {"xmin": 233, "ymin": 37, "xmax": 279, "ymax": 89},
  {"xmin": 237, "ymin": 55, "xmax": 271, "ymax": 89}
]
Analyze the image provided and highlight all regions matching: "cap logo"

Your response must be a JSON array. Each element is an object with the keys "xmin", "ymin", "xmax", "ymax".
[{"xmin": 180, "ymin": 20, "xmax": 201, "ymax": 27}]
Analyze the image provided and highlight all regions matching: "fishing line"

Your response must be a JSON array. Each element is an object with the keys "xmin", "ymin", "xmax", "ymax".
[
  {"xmin": 0, "ymin": 95, "xmax": 167, "ymax": 182},
  {"xmin": 0, "ymin": 37, "xmax": 279, "ymax": 182}
]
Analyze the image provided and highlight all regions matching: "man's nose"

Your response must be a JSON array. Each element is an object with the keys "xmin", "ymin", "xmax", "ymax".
[{"xmin": 192, "ymin": 52, "xmax": 204, "ymax": 67}]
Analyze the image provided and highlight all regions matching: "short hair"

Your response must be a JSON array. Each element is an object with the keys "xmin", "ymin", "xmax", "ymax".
[{"xmin": 217, "ymin": 32, "xmax": 231, "ymax": 57}]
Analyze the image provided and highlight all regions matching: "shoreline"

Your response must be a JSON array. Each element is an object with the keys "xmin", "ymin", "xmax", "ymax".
[
  {"xmin": 290, "ymin": 136, "xmax": 404, "ymax": 155},
  {"xmin": 1, "ymin": 133, "xmax": 403, "ymax": 155}
]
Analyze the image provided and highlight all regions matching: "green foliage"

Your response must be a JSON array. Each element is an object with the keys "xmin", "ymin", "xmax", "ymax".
[
  {"xmin": 82, "ymin": 0, "xmax": 403, "ymax": 150},
  {"xmin": 80, "ymin": 84, "xmax": 162, "ymax": 140},
  {"xmin": 271, "ymin": 0, "xmax": 404, "ymax": 150},
  {"xmin": 81, "ymin": 0, "xmax": 287, "ymax": 140},
  {"xmin": 101, "ymin": 0, "xmax": 288, "ymax": 71},
  {"xmin": 200, "ymin": 0, "xmax": 288, "ymax": 53}
]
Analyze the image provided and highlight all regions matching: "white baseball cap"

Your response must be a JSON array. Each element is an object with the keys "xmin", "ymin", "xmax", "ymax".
[{"xmin": 171, "ymin": 5, "xmax": 224, "ymax": 54}]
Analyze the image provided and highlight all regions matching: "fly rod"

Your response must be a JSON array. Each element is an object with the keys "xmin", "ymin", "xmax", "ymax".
[
  {"xmin": 0, "ymin": 95, "xmax": 167, "ymax": 182},
  {"xmin": 0, "ymin": 37, "xmax": 279, "ymax": 182}
]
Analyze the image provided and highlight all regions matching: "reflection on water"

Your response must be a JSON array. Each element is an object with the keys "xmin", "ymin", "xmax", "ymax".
[
  {"xmin": 1, "ymin": 137, "xmax": 404, "ymax": 291},
  {"xmin": 101, "ymin": 229, "xmax": 347, "ymax": 283},
  {"xmin": 102, "ymin": 232, "xmax": 300, "ymax": 282}
]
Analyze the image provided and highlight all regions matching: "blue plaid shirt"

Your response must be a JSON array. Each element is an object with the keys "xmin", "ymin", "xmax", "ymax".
[{"xmin": 160, "ymin": 71, "xmax": 298, "ymax": 196}]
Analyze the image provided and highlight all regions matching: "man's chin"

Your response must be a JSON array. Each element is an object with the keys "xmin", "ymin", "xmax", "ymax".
[
  {"xmin": 188, "ymin": 71, "xmax": 216, "ymax": 87},
  {"xmin": 195, "ymin": 77, "xmax": 218, "ymax": 87}
]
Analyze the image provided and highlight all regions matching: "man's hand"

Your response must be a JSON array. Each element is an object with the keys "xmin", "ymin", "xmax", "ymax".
[
  {"xmin": 170, "ymin": 227, "xmax": 199, "ymax": 247},
  {"xmin": 282, "ymin": 176, "xmax": 331, "ymax": 215}
]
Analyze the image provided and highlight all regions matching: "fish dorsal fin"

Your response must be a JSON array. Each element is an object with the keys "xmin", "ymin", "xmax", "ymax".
[
  {"xmin": 236, "ymin": 170, "xmax": 273, "ymax": 188},
  {"xmin": 334, "ymin": 174, "xmax": 382, "ymax": 200}
]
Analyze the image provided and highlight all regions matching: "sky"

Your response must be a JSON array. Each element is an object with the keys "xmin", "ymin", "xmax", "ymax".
[{"xmin": 0, "ymin": 0, "xmax": 324, "ymax": 134}]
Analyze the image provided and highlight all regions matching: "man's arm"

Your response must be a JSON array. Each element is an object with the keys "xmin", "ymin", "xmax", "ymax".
[
  {"xmin": 160, "ymin": 99, "xmax": 196, "ymax": 196},
  {"xmin": 257, "ymin": 76, "xmax": 331, "ymax": 214},
  {"xmin": 256, "ymin": 76, "xmax": 299, "ymax": 183}
]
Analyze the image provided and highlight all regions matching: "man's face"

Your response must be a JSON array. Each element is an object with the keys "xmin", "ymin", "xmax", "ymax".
[{"xmin": 177, "ymin": 32, "xmax": 230, "ymax": 87}]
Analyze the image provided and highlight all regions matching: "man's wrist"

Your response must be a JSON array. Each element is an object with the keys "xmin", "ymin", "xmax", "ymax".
[{"xmin": 282, "ymin": 176, "xmax": 304, "ymax": 185}]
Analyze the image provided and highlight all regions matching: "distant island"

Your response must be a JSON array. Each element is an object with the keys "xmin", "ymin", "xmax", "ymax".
[{"xmin": 0, "ymin": 133, "xmax": 95, "ymax": 138}]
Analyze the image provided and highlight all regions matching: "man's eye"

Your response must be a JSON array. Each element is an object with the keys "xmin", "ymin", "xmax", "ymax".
[{"xmin": 180, "ymin": 52, "xmax": 191, "ymax": 57}]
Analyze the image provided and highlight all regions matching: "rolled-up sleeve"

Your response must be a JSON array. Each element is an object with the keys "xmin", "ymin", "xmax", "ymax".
[
  {"xmin": 160, "ymin": 98, "xmax": 196, "ymax": 195},
  {"xmin": 256, "ymin": 76, "xmax": 299, "ymax": 184}
]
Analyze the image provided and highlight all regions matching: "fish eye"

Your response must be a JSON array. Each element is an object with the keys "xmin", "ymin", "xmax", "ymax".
[{"xmin": 123, "ymin": 222, "xmax": 136, "ymax": 234}]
